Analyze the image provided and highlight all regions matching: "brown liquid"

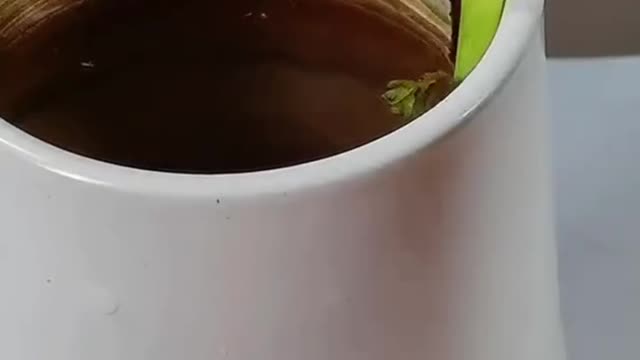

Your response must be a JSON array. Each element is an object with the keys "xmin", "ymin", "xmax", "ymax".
[{"xmin": 0, "ymin": 0, "xmax": 442, "ymax": 173}]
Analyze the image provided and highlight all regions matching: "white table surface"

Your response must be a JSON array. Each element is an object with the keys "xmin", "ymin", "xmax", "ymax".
[{"xmin": 550, "ymin": 57, "xmax": 640, "ymax": 360}]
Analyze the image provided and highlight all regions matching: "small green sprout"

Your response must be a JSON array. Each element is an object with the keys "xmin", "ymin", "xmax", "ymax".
[{"xmin": 382, "ymin": 71, "xmax": 452, "ymax": 122}]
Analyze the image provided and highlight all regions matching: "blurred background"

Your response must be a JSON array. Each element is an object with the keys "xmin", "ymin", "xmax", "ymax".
[
  {"xmin": 544, "ymin": 1, "xmax": 640, "ymax": 360},
  {"xmin": 546, "ymin": 0, "xmax": 640, "ymax": 56}
]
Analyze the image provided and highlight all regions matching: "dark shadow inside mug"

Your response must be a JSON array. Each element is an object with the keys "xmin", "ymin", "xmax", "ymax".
[{"xmin": 0, "ymin": 0, "xmax": 451, "ymax": 174}]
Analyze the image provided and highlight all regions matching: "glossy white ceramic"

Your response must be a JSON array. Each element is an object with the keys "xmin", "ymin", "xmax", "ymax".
[{"xmin": 0, "ymin": 0, "xmax": 564, "ymax": 359}]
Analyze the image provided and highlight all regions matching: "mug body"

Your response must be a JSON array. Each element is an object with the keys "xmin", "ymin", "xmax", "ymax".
[{"xmin": 0, "ymin": 1, "xmax": 564, "ymax": 359}]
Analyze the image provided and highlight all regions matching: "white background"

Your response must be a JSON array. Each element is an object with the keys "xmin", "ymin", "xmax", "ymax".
[{"xmin": 550, "ymin": 58, "xmax": 640, "ymax": 360}]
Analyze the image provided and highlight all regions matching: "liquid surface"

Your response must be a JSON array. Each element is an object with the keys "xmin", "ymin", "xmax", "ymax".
[{"xmin": 0, "ymin": 0, "xmax": 440, "ymax": 173}]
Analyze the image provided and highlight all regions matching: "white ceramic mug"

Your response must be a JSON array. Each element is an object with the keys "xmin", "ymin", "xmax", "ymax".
[{"xmin": 0, "ymin": 0, "xmax": 565, "ymax": 359}]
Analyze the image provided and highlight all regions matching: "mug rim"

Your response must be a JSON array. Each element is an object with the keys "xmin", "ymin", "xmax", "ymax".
[{"xmin": 0, "ymin": 0, "xmax": 544, "ymax": 197}]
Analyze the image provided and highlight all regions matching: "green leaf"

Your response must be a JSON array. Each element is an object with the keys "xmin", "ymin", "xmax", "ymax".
[
  {"xmin": 383, "ymin": 71, "xmax": 452, "ymax": 122},
  {"xmin": 454, "ymin": 0, "xmax": 506, "ymax": 82},
  {"xmin": 383, "ymin": 82, "xmax": 416, "ymax": 105}
]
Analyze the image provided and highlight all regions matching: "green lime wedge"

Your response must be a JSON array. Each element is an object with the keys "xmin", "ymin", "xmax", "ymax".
[{"xmin": 454, "ymin": 0, "xmax": 506, "ymax": 82}]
